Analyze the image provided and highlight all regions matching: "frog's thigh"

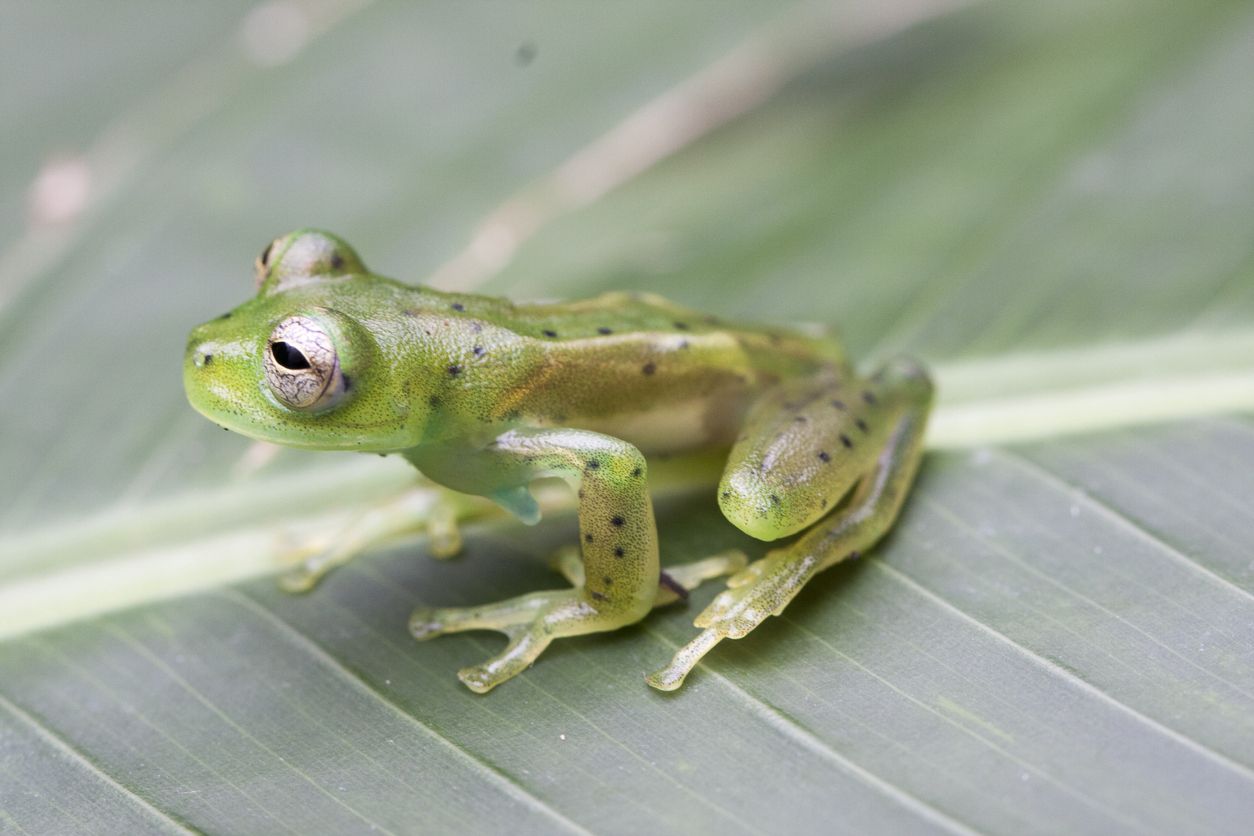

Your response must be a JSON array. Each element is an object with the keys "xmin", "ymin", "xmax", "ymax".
[
  {"xmin": 409, "ymin": 427, "xmax": 659, "ymax": 693},
  {"xmin": 649, "ymin": 358, "xmax": 933, "ymax": 690},
  {"xmin": 718, "ymin": 365, "xmax": 908, "ymax": 541}
]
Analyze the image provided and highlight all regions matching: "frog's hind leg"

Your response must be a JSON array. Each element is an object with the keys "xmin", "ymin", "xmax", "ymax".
[
  {"xmin": 647, "ymin": 358, "xmax": 933, "ymax": 691},
  {"xmin": 408, "ymin": 427, "xmax": 663, "ymax": 693}
]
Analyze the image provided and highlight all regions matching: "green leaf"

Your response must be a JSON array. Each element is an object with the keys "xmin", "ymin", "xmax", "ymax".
[{"xmin": 3, "ymin": 1, "xmax": 1254, "ymax": 833}]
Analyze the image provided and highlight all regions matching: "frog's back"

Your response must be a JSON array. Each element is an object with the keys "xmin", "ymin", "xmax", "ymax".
[
  {"xmin": 502, "ymin": 290, "xmax": 844, "ymax": 368},
  {"xmin": 462, "ymin": 290, "xmax": 848, "ymax": 454}
]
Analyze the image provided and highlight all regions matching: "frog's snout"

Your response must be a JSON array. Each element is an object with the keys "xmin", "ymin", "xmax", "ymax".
[{"xmin": 184, "ymin": 330, "xmax": 253, "ymax": 431}]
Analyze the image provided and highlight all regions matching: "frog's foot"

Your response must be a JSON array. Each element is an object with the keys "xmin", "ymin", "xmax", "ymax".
[
  {"xmin": 279, "ymin": 546, "xmax": 347, "ymax": 594},
  {"xmin": 550, "ymin": 546, "xmax": 746, "ymax": 607},
  {"xmin": 646, "ymin": 548, "xmax": 820, "ymax": 691},
  {"xmin": 410, "ymin": 588, "xmax": 646, "ymax": 694},
  {"xmin": 425, "ymin": 499, "xmax": 464, "ymax": 559},
  {"xmin": 654, "ymin": 550, "xmax": 748, "ymax": 606},
  {"xmin": 278, "ymin": 490, "xmax": 469, "ymax": 594}
]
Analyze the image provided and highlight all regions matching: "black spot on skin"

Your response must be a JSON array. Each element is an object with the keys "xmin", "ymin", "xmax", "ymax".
[
  {"xmin": 586, "ymin": 460, "xmax": 600, "ymax": 470},
  {"xmin": 215, "ymin": 311, "xmax": 232, "ymax": 321},
  {"xmin": 856, "ymin": 418, "xmax": 869, "ymax": 433},
  {"xmin": 578, "ymin": 489, "xmax": 585, "ymax": 499},
  {"xmin": 473, "ymin": 345, "xmax": 485, "ymax": 357},
  {"xmin": 818, "ymin": 451, "xmax": 831, "ymax": 463},
  {"xmin": 378, "ymin": 453, "xmax": 387, "ymax": 458},
  {"xmin": 451, "ymin": 302, "xmax": 465, "ymax": 312},
  {"xmin": 674, "ymin": 321, "xmax": 690, "ymax": 331},
  {"xmin": 840, "ymin": 434, "xmax": 853, "ymax": 449},
  {"xmin": 769, "ymin": 494, "xmax": 781, "ymax": 505},
  {"xmin": 820, "ymin": 497, "xmax": 829, "ymax": 508},
  {"xmin": 330, "ymin": 252, "xmax": 345, "ymax": 270},
  {"xmin": 831, "ymin": 399, "xmax": 847, "ymax": 410},
  {"xmin": 721, "ymin": 491, "xmax": 731, "ymax": 499},
  {"xmin": 542, "ymin": 329, "xmax": 558, "ymax": 338},
  {"xmin": 862, "ymin": 391, "xmax": 877, "ymax": 406},
  {"xmin": 631, "ymin": 467, "xmax": 642, "ymax": 478},
  {"xmin": 585, "ymin": 533, "xmax": 594, "ymax": 543},
  {"xmin": 614, "ymin": 547, "xmax": 625, "ymax": 557},
  {"xmin": 611, "ymin": 515, "xmax": 625, "ymax": 527},
  {"xmin": 597, "ymin": 326, "xmax": 613, "ymax": 335},
  {"xmin": 470, "ymin": 322, "xmax": 483, "ymax": 333},
  {"xmin": 428, "ymin": 395, "xmax": 441, "ymax": 407},
  {"xmin": 590, "ymin": 591, "xmax": 607, "ymax": 601},
  {"xmin": 504, "ymin": 409, "xmax": 521, "ymax": 422},
  {"xmin": 602, "ymin": 576, "xmax": 613, "ymax": 586},
  {"xmin": 642, "ymin": 362, "xmax": 657, "ymax": 375},
  {"xmin": 447, "ymin": 364, "xmax": 462, "ymax": 377}
]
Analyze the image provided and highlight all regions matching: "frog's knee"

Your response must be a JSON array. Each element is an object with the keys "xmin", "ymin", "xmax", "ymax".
[{"xmin": 717, "ymin": 468, "xmax": 805, "ymax": 541}]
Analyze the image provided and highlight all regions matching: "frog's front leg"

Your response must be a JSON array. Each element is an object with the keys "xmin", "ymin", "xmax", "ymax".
[
  {"xmin": 278, "ymin": 487, "xmax": 474, "ymax": 593},
  {"xmin": 407, "ymin": 428, "xmax": 661, "ymax": 693},
  {"xmin": 551, "ymin": 545, "xmax": 748, "ymax": 607},
  {"xmin": 648, "ymin": 358, "xmax": 934, "ymax": 690}
]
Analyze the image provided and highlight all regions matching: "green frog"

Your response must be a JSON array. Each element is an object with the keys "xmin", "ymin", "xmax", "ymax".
[{"xmin": 184, "ymin": 230, "xmax": 933, "ymax": 693}]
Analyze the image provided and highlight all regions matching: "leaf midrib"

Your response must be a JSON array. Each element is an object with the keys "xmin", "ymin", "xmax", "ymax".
[{"xmin": 2, "ymin": 326, "xmax": 1251, "ymax": 642}]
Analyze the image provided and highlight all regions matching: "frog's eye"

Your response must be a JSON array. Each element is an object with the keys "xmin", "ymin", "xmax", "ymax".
[
  {"xmin": 263, "ymin": 315, "xmax": 347, "ymax": 411},
  {"xmin": 256, "ymin": 230, "xmax": 366, "ymax": 294},
  {"xmin": 254, "ymin": 238, "xmax": 278, "ymax": 287}
]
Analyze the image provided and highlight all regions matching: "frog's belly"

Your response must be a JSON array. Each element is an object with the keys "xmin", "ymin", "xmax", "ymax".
[{"xmin": 572, "ymin": 391, "xmax": 749, "ymax": 456}]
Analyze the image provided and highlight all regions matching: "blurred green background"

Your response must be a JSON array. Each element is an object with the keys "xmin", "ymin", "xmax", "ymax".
[{"xmin": 2, "ymin": 1, "xmax": 1253, "ymax": 833}]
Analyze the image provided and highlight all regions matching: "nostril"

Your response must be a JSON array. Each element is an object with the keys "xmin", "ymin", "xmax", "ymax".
[{"xmin": 191, "ymin": 348, "xmax": 213, "ymax": 368}]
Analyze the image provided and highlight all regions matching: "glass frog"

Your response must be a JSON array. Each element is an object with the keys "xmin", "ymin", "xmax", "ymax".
[{"xmin": 184, "ymin": 230, "xmax": 934, "ymax": 693}]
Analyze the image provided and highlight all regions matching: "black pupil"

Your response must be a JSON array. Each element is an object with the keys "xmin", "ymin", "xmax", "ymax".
[{"xmin": 271, "ymin": 341, "xmax": 311, "ymax": 370}]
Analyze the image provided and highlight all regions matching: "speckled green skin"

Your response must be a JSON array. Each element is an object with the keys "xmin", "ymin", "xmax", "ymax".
[{"xmin": 184, "ymin": 231, "xmax": 934, "ymax": 692}]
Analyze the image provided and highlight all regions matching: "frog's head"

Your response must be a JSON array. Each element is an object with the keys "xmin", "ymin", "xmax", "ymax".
[{"xmin": 184, "ymin": 230, "xmax": 422, "ymax": 451}]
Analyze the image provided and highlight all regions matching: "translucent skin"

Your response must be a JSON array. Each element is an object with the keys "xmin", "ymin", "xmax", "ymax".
[{"xmin": 184, "ymin": 230, "xmax": 934, "ymax": 692}]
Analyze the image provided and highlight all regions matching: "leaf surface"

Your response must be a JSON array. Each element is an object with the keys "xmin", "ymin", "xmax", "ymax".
[{"xmin": 2, "ymin": 1, "xmax": 1253, "ymax": 833}]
